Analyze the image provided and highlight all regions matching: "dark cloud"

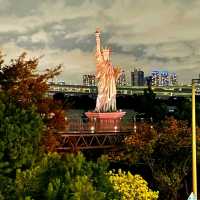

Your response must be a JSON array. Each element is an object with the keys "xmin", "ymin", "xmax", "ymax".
[
  {"xmin": 0, "ymin": 32, "xmax": 18, "ymax": 44},
  {"xmin": 1, "ymin": 0, "xmax": 200, "ymax": 83},
  {"xmin": 17, "ymin": 39, "xmax": 46, "ymax": 50},
  {"xmin": 146, "ymin": 56, "xmax": 169, "ymax": 63}
]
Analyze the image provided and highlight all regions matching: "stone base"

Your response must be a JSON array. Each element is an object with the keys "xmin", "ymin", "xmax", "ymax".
[{"xmin": 85, "ymin": 111, "xmax": 126, "ymax": 131}]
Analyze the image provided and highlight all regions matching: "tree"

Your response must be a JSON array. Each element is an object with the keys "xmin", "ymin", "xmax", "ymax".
[
  {"xmin": 0, "ymin": 51, "xmax": 67, "ymax": 151},
  {"xmin": 0, "ymin": 51, "xmax": 68, "ymax": 198},
  {"xmin": 140, "ymin": 88, "xmax": 156, "ymax": 116},
  {"xmin": 121, "ymin": 117, "xmax": 193, "ymax": 200},
  {"xmin": 0, "ymin": 52, "xmax": 60, "ymax": 106},
  {"xmin": 16, "ymin": 153, "xmax": 118, "ymax": 200},
  {"xmin": 0, "ymin": 93, "xmax": 43, "ymax": 199}
]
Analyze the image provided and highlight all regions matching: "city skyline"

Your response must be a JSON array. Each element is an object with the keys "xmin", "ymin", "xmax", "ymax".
[
  {"xmin": 62, "ymin": 68, "xmax": 177, "ymax": 86},
  {"xmin": 1, "ymin": 0, "xmax": 200, "ymax": 84}
]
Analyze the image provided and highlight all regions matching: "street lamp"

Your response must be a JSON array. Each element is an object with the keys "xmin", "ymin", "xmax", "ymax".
[{"xmin": 191, "ymin": 79, "xmax": 199, "ymax": 198}]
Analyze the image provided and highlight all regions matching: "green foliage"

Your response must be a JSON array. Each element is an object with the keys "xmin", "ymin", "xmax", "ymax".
[
  {"xmin": 0, "ymin": 93, "xmax": 43, "ymax": 199},
  {"xmin": 16, "ymin": 153, "xmax": 118, "ymax": 200},
  {"xmin": 16, "ymin": 152, "xmax": 160, "ymax": 200},
  {"xmin": 0, "ymin": 93, "xmax": 43, "ymax": 168},
  {"xmin": 69, "ymin": 175, "xmax": 105, "ymax": 200},
  {"xmin": 108, "ymin": 169, "xmax": 159, "ymax": 200}
]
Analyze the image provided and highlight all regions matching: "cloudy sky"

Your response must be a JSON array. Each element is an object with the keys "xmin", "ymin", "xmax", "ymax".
[{"xmin": 1, "ymin": 0, "xmax": 200, "ymax": 84}]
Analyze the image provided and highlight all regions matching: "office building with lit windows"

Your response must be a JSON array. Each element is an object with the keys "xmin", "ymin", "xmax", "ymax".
[
  {"xmin": 151, "ymin": 70, "xmax": 177, "ymax": 86},
  {"xmin": 169, "ymin": 73, "xmax": 177, "ymax": 86},
  {"xmin": 151, "ymin": 71, "xmax": 160, "ymax": 86},
  {"xmin": 82, "ymin": 74, "xmax": 96, "ymax": 86}
]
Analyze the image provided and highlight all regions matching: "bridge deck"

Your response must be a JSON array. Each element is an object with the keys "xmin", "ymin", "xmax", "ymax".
[
  {"xmin": 57, "ymin": 130, "xmax": 132, "ymax": 152},
  {"xmin": 48, "ymin": 83, "xmax": 196, "ymax": 98}
]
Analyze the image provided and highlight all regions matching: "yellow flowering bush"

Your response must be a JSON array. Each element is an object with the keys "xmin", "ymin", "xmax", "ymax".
[{"xmin": 108, "ymin": 169, "xmax": 159, "ymax": 200}]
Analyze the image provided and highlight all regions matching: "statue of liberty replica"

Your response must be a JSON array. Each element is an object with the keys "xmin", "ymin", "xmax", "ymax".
[
  {"xmin": 85, "ymin": 29, "xmax": 125, "ymax": 131},
  {"xmin": 95, "ymin": 28, "xmax": 121, "ymax": 112}
]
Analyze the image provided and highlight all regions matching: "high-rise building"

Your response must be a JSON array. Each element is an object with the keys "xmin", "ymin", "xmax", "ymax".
[
  {"xmin": 160, "ymin": 71, "xmax": 169, "ymax": 86},
  {"xmin": 151, "ymin": 71, "xmax": 160, "ymax": 86},
  {"xmin": 151, "ymin": 71, "xmax": 177, "ymax": 86},
  {"xmin": 82, "ymin": 74, "xmax": 96, "ymax": 86},
  {"xmin": 117, "ymin": 70, "xmax": 127, "ymax": 86},
  {"xmin": 131, "ymin": 68, "xmax": 144, "ymax": 86},
  {"xmin": 169, "ymin": 73, "xmax": 177, "ymax": 86}
]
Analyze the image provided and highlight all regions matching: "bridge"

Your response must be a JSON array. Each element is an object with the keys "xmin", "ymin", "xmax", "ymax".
[
  {"xmin": 56, "ymin": 118, "xmax": 143, "ymax": 152},
  {"xmin": 48, "ymin": 83, "xmax": 196, "ymax": 98}
]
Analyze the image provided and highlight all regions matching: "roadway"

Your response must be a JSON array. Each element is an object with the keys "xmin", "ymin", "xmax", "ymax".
[{"xmin": 48, "ymin": 83, "xmax": 195, "ymax": 98}]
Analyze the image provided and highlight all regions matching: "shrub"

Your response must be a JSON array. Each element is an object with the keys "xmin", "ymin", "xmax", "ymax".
[{"xmin": 108, "ymin": 169, "xmax": 159, "ymax": 200}]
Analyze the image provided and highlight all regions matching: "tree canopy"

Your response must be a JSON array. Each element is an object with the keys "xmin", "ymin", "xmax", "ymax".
[{"xmin": 0, "ymin": 93, "xmax": 43, "ymax": 199}]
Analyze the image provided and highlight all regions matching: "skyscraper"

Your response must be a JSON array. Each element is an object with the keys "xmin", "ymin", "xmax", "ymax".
[
  {"xmin": 151, "ymin": 70, "xmax": 177, "ymax": 86},
  {"xmin": 160, "ymin": 71, "xmax": 169, "ymax": 86},
  {"xmin": 131, "ymin": 68, "xmax": 144, "ymax": 86},
  {"xmin": 169, "ymin": 73, "xmax": 177, "ymax": 86},
  {"xmin": 151, "ymin": 71, "xmax": 160, "ymax": 86},
  {"xmin": 117, "ymin": 70, "xmax": 126, "ymax": 86}
]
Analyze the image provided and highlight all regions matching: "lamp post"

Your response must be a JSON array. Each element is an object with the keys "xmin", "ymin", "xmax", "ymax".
[{"xmin": 191, "ymin": 79, "xmax": 198, "ymax": 198}]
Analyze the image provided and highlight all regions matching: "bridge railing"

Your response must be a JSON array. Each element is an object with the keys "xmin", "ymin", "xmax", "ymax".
[
  {"xmin": 65, "ymin": 117, "xmax": 128, "ymax": 132},
  {"xmin": 64, "ymin": 117, "xmax": 153, "ymax": 133}
]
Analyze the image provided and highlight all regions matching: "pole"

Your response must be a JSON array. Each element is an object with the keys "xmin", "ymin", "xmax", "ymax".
[{"xmin": 192, "ymin": 80, "xmax": 197, "ymax": 197}]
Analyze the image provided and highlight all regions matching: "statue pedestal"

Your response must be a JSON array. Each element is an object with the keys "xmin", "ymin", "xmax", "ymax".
[{"xmin": 85, "ymin": 111, "xmax": 126, "ymax": 132}]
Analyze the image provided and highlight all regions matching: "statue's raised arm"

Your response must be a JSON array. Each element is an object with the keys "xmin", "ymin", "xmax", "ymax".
[{"xmin": 95, "ymin": 28, "xmax": 101, "ymax": 54}]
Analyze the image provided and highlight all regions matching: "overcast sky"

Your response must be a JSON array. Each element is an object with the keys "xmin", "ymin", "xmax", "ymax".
[{"xmin": 1, "ymin": 0, "xmax": 200, "ymax": 84}]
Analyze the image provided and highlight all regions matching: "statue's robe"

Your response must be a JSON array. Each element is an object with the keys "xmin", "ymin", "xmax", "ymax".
[{"xmin": 95, "ymin": 52, "xmax": 121, "ymax": 112}]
